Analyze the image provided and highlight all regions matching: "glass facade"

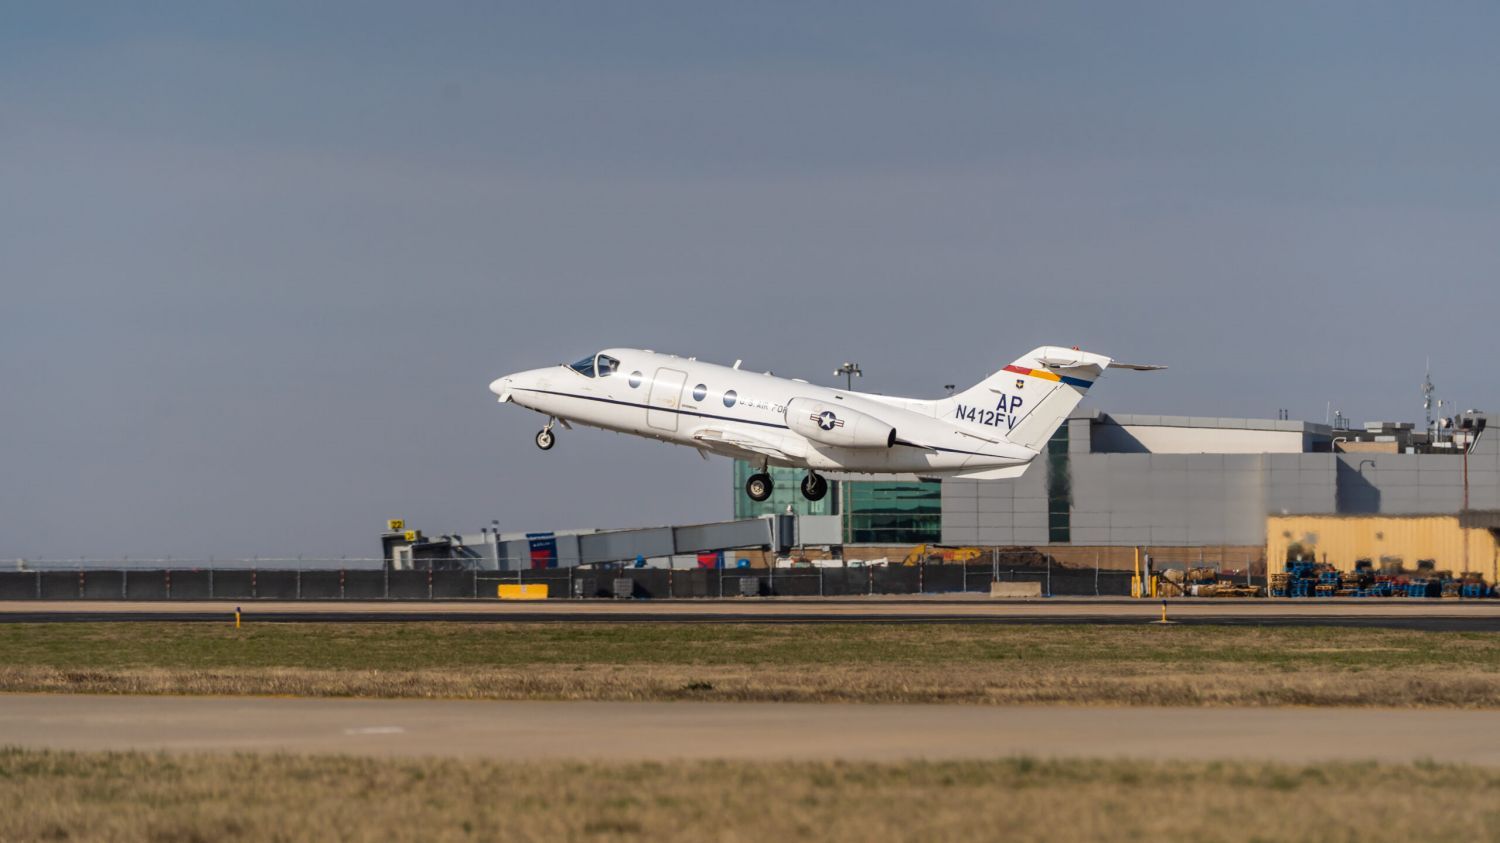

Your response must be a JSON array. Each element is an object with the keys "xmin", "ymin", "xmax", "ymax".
[
  {"xmin": 1046, "ymin": 425, "xmax": 1072, "ymax": 543},
  {"xmin": 732, "ymin": 462, "xmax": 838, "ymax": 518},
  {"xmin": 843, "ymin": 480, "xmax": 942, "ymax": 544},
  {"xmin": 731, "ymin": 461, "xmax": 941, "ymax": 544}
]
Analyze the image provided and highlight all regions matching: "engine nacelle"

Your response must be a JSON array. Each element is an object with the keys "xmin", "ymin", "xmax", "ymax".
[{"xmin": 784, "ymin": 398, "xmax": 896, "ymax": 449}]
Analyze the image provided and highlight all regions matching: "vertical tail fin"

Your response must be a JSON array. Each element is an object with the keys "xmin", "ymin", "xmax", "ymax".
[{"xmin": 941, "ymin": 346, "xmax": 1112, "ymax": 452}]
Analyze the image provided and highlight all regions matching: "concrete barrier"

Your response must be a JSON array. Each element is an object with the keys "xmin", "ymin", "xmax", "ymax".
[{"xmin": 990, "ymin": 581, "xmax": 1043, "ymax": 598}]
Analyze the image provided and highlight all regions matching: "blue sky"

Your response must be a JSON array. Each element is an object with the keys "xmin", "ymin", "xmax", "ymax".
[{"xmin": 3, "ymin": 2, "xmax": 1498, "ymax": 557}]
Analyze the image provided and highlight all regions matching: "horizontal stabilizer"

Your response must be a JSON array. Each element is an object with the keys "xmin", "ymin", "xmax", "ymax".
[
  {"xmin": 942, "ymin": 464, "xmax": 1033, "ymax": 481},
  {"xmin": 1106, "ymin": 361, "xmax": 1167, "ymax": 371}
]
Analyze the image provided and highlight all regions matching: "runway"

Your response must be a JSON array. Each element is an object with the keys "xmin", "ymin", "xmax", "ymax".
[
  {"xmin": 2, "ymin": 694, "xmax": 1499, "ymax": 765},
  {"xmin": 3, "ymin": 598, "xmax": 1500, "ymax": 630}
]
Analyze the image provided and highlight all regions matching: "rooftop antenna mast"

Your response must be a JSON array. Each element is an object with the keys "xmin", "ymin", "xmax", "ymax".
[{"xmin": 1422, "ymin": 358, "xmax": 1436, "ymax": 436}]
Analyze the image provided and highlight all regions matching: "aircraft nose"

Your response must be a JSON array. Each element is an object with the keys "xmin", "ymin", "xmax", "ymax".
[{"xmin": 489, "ymin": 376, "xmax": 513, "ymax": 401}]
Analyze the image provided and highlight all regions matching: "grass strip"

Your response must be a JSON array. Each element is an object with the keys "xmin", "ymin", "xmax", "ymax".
[
  {"xmin": 2, "ymin": 748, "xmax": 1498, "ymax": 842},
  {"xmin": 2, "ymin": 622, "xmax": 1498, "ymax": 707}
]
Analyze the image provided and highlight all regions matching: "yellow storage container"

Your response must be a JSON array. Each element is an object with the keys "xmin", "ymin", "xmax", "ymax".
[
  {"xmin": 1267, "ymin": 514, "xmax": 1498, "ymax": 578},
  {"xmin": 497, "ymin": 583, "xmax": 549, "ymax": 600}
]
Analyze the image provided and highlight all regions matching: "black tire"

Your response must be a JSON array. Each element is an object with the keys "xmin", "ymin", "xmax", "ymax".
[
  {"xmin": 745, "ymin": 473, "xmax": 773, "ymax": 502},
  {"xmin": 535, "ymin": 429, "xmax": 555, "ymax": 450},
  {"xmin": 800, "ymin": 472, "xmax": 828, "ymax": 502}
]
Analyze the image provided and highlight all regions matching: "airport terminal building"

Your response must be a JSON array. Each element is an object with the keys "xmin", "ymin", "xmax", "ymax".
[{"xmin": 733, "ymin": 409, "xmax": 1496, "ymax": 568}]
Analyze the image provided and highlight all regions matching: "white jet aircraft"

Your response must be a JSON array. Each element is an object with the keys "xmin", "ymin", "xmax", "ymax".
[{"xmin": 489, "ymin": 347, "xmax": 1160, "ymax": 502}]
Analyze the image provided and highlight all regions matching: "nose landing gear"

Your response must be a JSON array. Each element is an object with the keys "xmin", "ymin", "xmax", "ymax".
[
  {"xmin": 800, "ymin": 472, "xmax": 828, "ymax": 502},
  {"xmin": 535, "ymin": 419, "xmax": 556, "ymax": 451}
]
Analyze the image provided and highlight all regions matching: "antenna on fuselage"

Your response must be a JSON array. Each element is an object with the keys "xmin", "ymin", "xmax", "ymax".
[{"xmin": 733, "ymin": 359, "xmax": 742, "ymax": 369}]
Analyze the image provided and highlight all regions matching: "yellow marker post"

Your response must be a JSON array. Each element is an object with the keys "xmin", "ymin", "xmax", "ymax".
[
  {"xmin": 1152, "ymin": 599, "xmax": 1176, "ymax": 625},
  {"xmin": 234, "ymin": 606, "xmax": 241, "ymax": 629}
]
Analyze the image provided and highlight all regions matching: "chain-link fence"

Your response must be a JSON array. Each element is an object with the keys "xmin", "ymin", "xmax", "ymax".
[{"xmin": 0, "ymin": 560, "xmax": 1133, "ymax": 600}]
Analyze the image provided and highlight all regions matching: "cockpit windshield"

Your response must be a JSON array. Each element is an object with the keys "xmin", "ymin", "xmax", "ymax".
[{"xmin": 567, "ymin": 353, "xmax": 620, "ymax": 378}]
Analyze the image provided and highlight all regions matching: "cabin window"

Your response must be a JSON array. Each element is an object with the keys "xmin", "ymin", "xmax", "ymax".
[
  {"xmin": 723, "ymin": 389, "xmax": 738, "ymax": 408},
  {"xmin": 597, "ymin": 355, "xmax": 620, "ymax": 376},
  {"xmin": 568, "ymin": 355, "xmax": 597, "ymax": 377},
  {"xmin": 628, "ymin": 371, "xmax": 643, "ymax": 388},
  {"xmin": 692, "ymin": 384, "xmax": 708, "ymax": 402}
]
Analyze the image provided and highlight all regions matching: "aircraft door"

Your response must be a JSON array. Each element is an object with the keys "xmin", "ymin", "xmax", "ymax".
[{"xmin": 646, "ymin": 368, "xmax": 688, "ymax": 432}]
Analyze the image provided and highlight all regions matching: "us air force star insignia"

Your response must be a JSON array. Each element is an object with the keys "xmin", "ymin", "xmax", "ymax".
[{"xmin": 817, "ymin": 411, "xmax": 839, "ymax": 431}]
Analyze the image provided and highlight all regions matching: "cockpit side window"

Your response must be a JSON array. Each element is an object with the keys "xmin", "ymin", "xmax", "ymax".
[
  {"xmin": 568, "ymin": 355, "xmax": 597, "ymax": 377},
  {"xmin": 568, "ymin": 352, "xmax": 620, "ymax": 378}
]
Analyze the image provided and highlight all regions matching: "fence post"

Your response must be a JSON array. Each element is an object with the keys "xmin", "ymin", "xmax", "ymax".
[
  {"xmin": 819, "ymin": 567, "xmax": 824, "ymax": 597},
  {"xmin": 384, "ymin": 566, "xmax": 390, "ymax": 600},
  {"xmin": 122, "ymin": 569, "xmax": 128, "ymax": 600},
  {"xmin": 427, "ymin": 569, "xmax": 433, "ymax": 600},
  {"xmin": 296, "ymin": 569, "xmax": 302, "ymax": 600},
  {"xmin": 339, "ymin": 569, "xmax": 345, "ymax": 600},
  {"xmin": 209, "ymin": 568, "xmax": 215, "ymax": 599},
  {"xmin": 251, "ymin": 569, "xmax": 258, "ymax": 600},
  {"xmin": 165, "ymin": 570, "xmax": 172, "ymax": 600},
  {"xmin": 1046, "ymin": 555, "xmax": 1052, "ymax": 597},
  {"xmin": 569, "ymin": 566, "xmax": 574, "ymax": 599},
  {"xmin": 918, "ymin": 562, "xmax": 924, "ymax": 594}
]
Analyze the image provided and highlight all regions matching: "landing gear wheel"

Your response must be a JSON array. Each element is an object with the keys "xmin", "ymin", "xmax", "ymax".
[
  {"xmin": 535, "ymin": 428, "xmax": 555, "ymax": 450},
  {"xmin": 745, "ymin": 472, "xmax": 774, "ymax": 502},
  {"xmin": 800, "ymin": 472, "xmax": 828, "ymax": 502}
]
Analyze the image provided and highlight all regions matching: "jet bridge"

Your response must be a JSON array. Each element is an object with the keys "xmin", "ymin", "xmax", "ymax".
[{"xmin": 384, "ymin": 515, "xmax": 842, "ymax": 571}]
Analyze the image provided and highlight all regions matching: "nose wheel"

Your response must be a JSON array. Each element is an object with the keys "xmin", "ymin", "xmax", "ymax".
[
  {"xmin": 800, "ymin": 472, "xmax": 828, "ymax": 502},
  {"xmin": 745, "ymin": 472, "xmax": 774, "ymax": 502},
  {"xmin": 535, "ymin": 420, "xmax": 556, "ymax": 451}
]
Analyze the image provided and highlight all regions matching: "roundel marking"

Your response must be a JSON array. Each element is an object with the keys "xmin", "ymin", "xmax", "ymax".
[
  {"xmin": 817, "ymin": 411, "xmax": 839, "ymax": 431},
  {"xmin": 692, "ymin": 383, "xmax": 708, "ymax": 402},
  {"xmin": 722, "ymin": 389, "xmax": 738, "ymax": 408}
]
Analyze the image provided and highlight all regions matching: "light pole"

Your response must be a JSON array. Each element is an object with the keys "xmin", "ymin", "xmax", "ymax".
[{"xmin": 835, "ymin": 362, "xmax": 862, "ymax": 391}]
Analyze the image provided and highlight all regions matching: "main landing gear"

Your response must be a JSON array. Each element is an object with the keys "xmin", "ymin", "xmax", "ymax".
[
  {"xmin": 745, "ymin": 471, "xmax": 773, "ymax": 502},
  {"xmin": 535, "ymin": 419, "xmax": 556, "ymax": 451},
  {"xmin": 799, "ymin": 472, "xmax": 829, "ymax": 502},
  {"xmin": 745, "ymin": 470, "xmax": 828, "ymax": 503}
]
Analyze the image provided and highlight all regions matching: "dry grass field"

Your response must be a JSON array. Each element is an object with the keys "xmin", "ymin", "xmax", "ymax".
[
  {"xmin": 2, "ymin": 748, "xmax": 1498, "ymax": 843},
  {"xmin": 1, "ymin": 622, "xmax": 1498, "ymax": 707}
]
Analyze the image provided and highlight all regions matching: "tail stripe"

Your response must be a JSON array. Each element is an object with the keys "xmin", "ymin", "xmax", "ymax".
[{"xmin": 1002, "ymin": 364, "xmax": 1093, "ymax": 390}]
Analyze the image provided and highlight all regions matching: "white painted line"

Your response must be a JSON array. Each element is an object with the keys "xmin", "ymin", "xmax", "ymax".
[{"xmin": 342, "ymin": 726, "xmax": 406, "ymax": 735}]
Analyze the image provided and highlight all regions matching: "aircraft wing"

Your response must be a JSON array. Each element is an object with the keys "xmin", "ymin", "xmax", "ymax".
[{"xmin": 690, "ymin": 426, "xmax": 806, "ymax": 462}]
